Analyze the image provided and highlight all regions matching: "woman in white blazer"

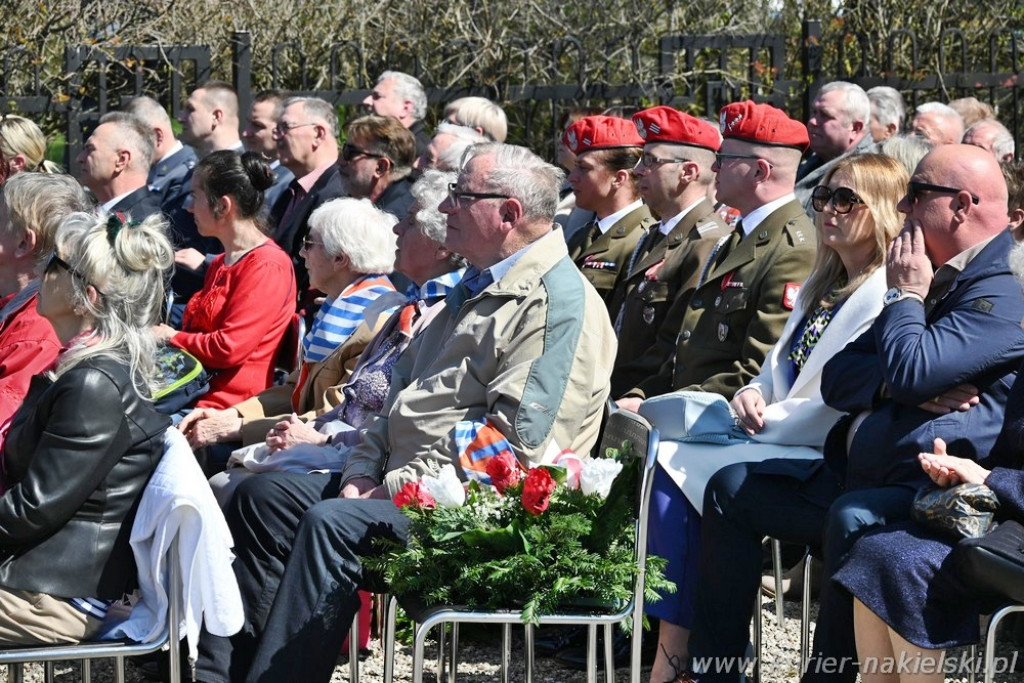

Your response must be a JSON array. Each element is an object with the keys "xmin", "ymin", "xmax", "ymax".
[{"xmin": 646, "ymin": 154, "xmax": 910, "ymax": 683}]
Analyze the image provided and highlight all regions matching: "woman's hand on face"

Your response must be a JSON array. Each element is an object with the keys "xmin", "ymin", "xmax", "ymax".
[
  {"xmin": 918, "ymin": 438, "xmax": 991, "ymax": 487},
  {"xmin": 152, "ymin": 324, "xmax": 177, "ymax": 343},
  {"xmin": 731, "ymin": 389, "xmax": 766, "ymax": 435}
]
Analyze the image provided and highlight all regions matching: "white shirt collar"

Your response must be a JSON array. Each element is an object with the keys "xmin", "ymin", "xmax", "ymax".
[
  {"xmin": 658, "ymin": 199, "xmax": 705, "ymax": 235},
  {"xmin": 596, "ymin": 199, "xmax": 644, "ymax": 235},
  {"xmin": 739, "ymin": 193, "xmax": 797, "ymax": 236}
]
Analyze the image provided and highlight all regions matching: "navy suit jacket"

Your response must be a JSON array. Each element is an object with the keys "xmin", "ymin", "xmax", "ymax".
[
  {"xmin": 269, "ymin": 162, "xmax": 346, "ymax": 292},
  {"xmin": 110, "ymin": 186, "xmax": 164, "ymax": 223},
  {"xmin": 820, "ymin": 229, "xmax": 1024, "ymax": 491},
  {"xmin": 148, "ymin": 145, "xmax": 197, "ymax": 207}
]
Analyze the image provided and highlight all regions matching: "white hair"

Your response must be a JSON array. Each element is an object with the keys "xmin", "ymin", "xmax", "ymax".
[
  {"xmin": 466, "ymin": 143, "xmax": 564, "ymax": 221},
  {"xmin": 379, "ymin": 71, "xmax": 428, "ymax": 121},
  {"xmin": 867, "ymin": 86, "xmax": 906, "ymax": 130},
  {"xmin": 817, "ymin": 81, "xmax": 870, "ymax": 126},
  {"xmin": 308, "ymin": 198, "xmax": 397, "ymax": 274}
]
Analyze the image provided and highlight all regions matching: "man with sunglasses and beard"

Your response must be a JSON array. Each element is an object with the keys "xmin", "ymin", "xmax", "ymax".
[
  {"xmin": 674, "ymin": 144, "xmax": 1024, "ymax": 683},
  {"xmin": 337, "ymin": 114, "xmax": 417, "ymax": 220}
]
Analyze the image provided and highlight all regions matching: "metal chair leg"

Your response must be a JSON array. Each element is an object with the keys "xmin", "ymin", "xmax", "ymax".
[
  {"xmin": 524, "ymin": 623, "xmax": 535, "ymax": 683},
  {"xmin": 350, "ymin": 606, "xmax": 360, "ymax": 683},
  {"xmin": 968, "ymin": 643, "xmax": 977, "ymax": 683},
  {"xmin": 8, "ymin": 663, "xmax": 23, "ymax": 683},
  {"xmin": 44, "ymin": 661, "xmax": 55, "ymax": 683},
  {"xmin": 115, "ymin": 656, "xmax": 126, "ymax": 683},
  {"xmin": 984, "ymin": 604, "xmax": 1024, "ymax": 683},
  {"xmin": 500, "ymin": 623, "xmax": 511, "ymax": 683},
  {"xmin": 435, "ymin": 622, "xmax": 446, "ymax": 683},
  {"xmin": 771, "ymin": 539, "xmax": 785, "ymax": 624},
  {"xmin": 448, "ymin": 622, "xmax": 459, "ymax": 683},
  {"xmin": 383, "ymin": 596, "xmax": 398, "ymax": 683},
  {"xmin": 800, "ymin": 552, "xmax": 812, "ymax": 676},
  {"xmin": 603, "ymin": 623, "xmax": 615, "ymax": 683},
  {"xmin": 82, "ymin": 659, "xmax": 91, "ymax": 682},
  {"xmin": 413, "ymin": 620, "xmax": 430, "ymax": 683},
  {"xmin": 586, "ymin": 624, "xmax": 598, "ymax": 683}
]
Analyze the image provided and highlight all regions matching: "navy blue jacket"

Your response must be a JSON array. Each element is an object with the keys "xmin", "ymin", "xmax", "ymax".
[
  {"xmin": 821, "ymin": 229, "xmax": 1024, "ymax": 491},
  {"xmin": 148, "ymin": 144, "xmax": 197, "ymax": 207}
]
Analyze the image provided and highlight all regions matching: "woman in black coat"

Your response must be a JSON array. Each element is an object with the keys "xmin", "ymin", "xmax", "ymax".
[{"xmin": 0, "ymin": 210, "xmax": 173, "ymax": 644}]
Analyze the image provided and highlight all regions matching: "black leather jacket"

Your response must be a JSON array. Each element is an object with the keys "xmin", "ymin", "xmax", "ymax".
[{"xmin": 0, "ymin": 356, "xmax": 170, "ymax": 599}]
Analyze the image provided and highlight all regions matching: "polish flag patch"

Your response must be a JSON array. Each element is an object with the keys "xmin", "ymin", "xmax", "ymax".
[{"xmin": 783, "ymin": 282, "xmax": 801, "ymax": 310}]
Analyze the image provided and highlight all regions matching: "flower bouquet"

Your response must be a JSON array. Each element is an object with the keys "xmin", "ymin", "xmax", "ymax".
[{"xmin": 366, "ymin": 442, "xmax": 674, "ymax": 626}]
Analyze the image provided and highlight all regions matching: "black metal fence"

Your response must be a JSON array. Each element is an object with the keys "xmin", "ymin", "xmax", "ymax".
[{"xmin": 1, "ymin": 21, "xmax": 1021, "ymax": 172}]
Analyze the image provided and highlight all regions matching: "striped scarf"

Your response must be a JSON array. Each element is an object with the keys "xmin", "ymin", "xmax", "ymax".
[{"xmin": 302, "ymin": 274, "xmax": 395, "ymax": 363}]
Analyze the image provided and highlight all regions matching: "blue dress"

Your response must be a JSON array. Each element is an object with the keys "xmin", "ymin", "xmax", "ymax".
[{"xmin": 832, "ymin": 372, "xmax": 1024, "ymax": 649}]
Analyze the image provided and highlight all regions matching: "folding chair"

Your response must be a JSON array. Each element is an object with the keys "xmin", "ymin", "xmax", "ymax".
[{"xmin": 0, "ymin": 538, "xmax": 182, "ymax": 683}]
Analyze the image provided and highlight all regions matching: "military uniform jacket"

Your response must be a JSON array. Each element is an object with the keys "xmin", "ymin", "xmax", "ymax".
[
  {"xmin": 609, "ymin": 199, "xmax": 730, "ymax": 395},
  {"xmin": 567, "ymin": 203, "xmax": 655, "ymax": 311},
  {"xmin": 626, "ymin": 199, "xmax": 816, "ymax": 401}
]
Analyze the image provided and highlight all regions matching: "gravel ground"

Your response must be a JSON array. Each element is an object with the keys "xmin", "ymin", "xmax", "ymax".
[{"xmin": 2, "ymin": 596, "xmax": 1023, "ymax": 682}]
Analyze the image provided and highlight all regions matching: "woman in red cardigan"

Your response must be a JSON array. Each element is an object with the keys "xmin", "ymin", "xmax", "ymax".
[{"xmin": 154, "ymin": 151, "xmax": 295, "ymax": 411}]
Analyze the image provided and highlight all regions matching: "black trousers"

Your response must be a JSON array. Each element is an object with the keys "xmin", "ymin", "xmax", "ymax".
[
  {"xmin": 196, "ymin": 472, "xmax": 410, "ymax": 683},
  {"xmin": 686, "ymin": 460, "xmax": 916, "ymax": 683}
]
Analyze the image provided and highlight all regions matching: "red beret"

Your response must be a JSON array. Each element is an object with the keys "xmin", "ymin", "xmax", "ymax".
[
  {"xmin": 632, "ymin": 106, "xmax": 721, "ymax": 152},
  {"xmin": 718, "ymin": 101, "xmax": 809, "ymax": 152},
  {"xmin": 563, "ymin": 115, "xmax": 643, "ymax": 155}
]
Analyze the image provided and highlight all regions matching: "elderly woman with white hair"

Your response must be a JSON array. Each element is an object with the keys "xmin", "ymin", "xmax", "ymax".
[
  {"xmin": 206, "ymin": 170, "xmax": 466, "ymax": 504},
  {"xmin": 178, "ymin": 197, "xmax": 398, "ymax": 469}
]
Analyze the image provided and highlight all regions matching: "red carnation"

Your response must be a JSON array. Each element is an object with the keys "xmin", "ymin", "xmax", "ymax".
[
  {"xmin": 521, "ymin": 467, "xmax": 556, "ymax": 516},
  {"xmin": 486, "ymin": 452, "xmax": 524, "ymax": 494},
  {"xmin": 393, "ymin": 481, "xmax": 436, "ymax": 509}
]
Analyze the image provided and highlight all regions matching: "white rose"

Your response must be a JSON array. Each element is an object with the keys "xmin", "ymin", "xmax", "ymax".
[
  {"xmin": 421, "ymin": 464, "xmax": 466, "ymax": 507},
  {"xmin": 580, "ymin": 458, "xmax": 623, "ymax": 499}
]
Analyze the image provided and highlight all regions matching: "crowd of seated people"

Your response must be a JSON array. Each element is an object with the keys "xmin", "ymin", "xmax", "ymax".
[{"xmin": 0, "ymin": 78, "xmax": 1023, "ymax": 683}]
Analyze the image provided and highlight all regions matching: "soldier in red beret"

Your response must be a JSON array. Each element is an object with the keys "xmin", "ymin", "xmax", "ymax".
[
  {"xmin": 609, "ymin": 106, "xmax": 732, "ymax": 397},
  {"xmin": 563, "ymin": 115, "xmax": 656, "ymax": 311},
  {"xmin": 618, "ymin": 100, "xmax": 815, "ymax": 405}
]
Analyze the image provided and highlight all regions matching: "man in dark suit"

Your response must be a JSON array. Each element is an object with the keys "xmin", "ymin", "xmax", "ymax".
[
  {"xmin": 617, "ymin": 101, "xmax": 816, "ymax": 410},
  {"xmin": 562, "ymin": 114, "xmax": 654, "ymax": 313},
  {"xmin": 268, "ymin": 96, "xmax": 344, "ymax": 311},
  {"xmin": 362, "ymin": 70, "xmax": 431, "ymax": 157},
  {"xmin": 75, "ymin": 112, "xmax": 162, "ymax": 222},
  {"xmin": 609, "ymin": 106, "xmax": 731, "ymax": 396},
  {"xmin": 125, "ymin": 95, "xmax": 197, "ymax": 208},
  {"xmin": 677, "ymin": 144, "xmax": 1024, "ymax": 683}
]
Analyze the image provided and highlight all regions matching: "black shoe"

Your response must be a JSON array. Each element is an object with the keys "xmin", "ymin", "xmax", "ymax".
[
  {"xmin": 534, "ymin": 625, "xmax": 587, "ymax": 658},
  {"xmin": 553, "ymin": 626, "xmax": 656, "ymax": 671}
]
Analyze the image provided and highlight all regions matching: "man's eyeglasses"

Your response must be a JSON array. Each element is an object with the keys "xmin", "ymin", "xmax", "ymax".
[
  {"xmin": 341, "ymin": 143, "xmax": 385, "ymax": 162},
  {"xmin": 273, "ymin": 121, "xmax": 317, "ymax": 136},
  {"xmin": 447, "ymin": 183, "xmax": 511, "ymax": 209},
  {"xmin": 634, "ymin": 153, "xmax": 690, "ymax": 171},
  {"xmin": 44, "ymin": 251, "xmax": 104, "ymax": 295},
  {"xmin": 811, "ymin": 186, "xmax": 865, "ymax": 215},
  {"xmin": 714, "ymin": 152, "xmax": 773, "ymax": 168},
  {"xmin": 906, "ymin": 180, "xmax": 980, "ymax": 205}
]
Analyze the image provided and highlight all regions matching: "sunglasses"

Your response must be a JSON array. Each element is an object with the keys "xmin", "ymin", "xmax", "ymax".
[
  {"xmin": 44, "ymin": 251, "xmax": 104, "ymax": 295},
  {"xmin": 906, "ymin": 180, "xmax": 980, "ymax": 205},
  {"xmin": 811, "ymin": 186, "xmax": 865, "ymax": 215},
  {"xmin": 341, "ymin": 143, "xmax": 385, "ymax": 162}
]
